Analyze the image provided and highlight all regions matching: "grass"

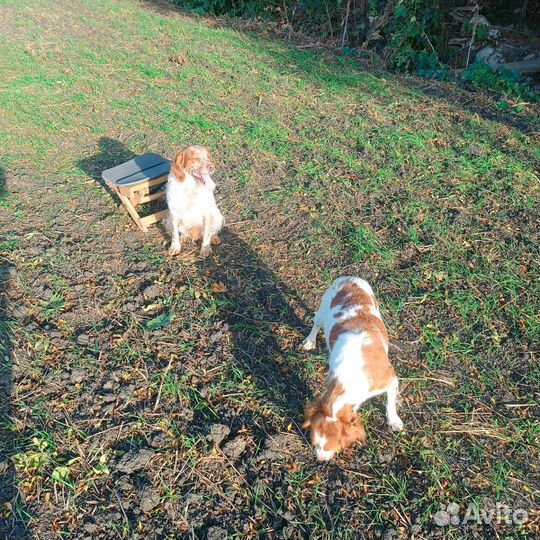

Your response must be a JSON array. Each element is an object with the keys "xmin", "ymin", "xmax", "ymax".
[{"xmin": 0, "ymin": 0, "xmax": 539, "ymax": 538}]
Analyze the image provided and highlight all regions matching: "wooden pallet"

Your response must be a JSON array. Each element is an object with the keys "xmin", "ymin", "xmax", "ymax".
[{"xmin": 102, "ymin": 153, "xmax": 170, "ymax": 232}]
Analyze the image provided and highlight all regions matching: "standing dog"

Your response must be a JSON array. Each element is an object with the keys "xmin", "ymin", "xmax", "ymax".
[
  {"xmin": 302, "ymin": 276, "xmax": 403, "ymax": 461},
  {"xmin": 166, "ymin": 145, "xmax": 224, "ymax": 257}
]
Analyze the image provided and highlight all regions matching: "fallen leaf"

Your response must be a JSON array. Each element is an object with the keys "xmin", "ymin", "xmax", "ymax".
[
  {"xmin": 211, "ymin": 282, "xmax": 227, "ymax": 293},
  {"xmin": 169, "ymin": 53, "xmax": 187, "ymax": 65}
]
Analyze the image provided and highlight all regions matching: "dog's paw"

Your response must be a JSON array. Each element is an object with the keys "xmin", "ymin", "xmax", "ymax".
[
  {"xmin": 168, "ymin": 245, "xmax": 181, "ymax": 257},
  {"xmin": 302, "ymin": 338, "xmax": 316, "ymax": 351},
  {"xmin": 210, "ymin": 235, "xmax": 221, "ymax": 245},
  {"xmin": 200, "ymin": 245, "xmax": 212, "ymax": 258},
  {"xmin": 388, "ymin": 417, "xmax": 404, "ymax": 432}
]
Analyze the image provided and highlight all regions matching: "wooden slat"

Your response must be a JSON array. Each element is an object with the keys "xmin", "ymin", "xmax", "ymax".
[
  {"xmin": 117, "ymin": 192, "xmax": 148, "ymax": 232},
  {"xmin": 140, "ymin": 210, "xmax": 168, "ymax": 228},
  {"xmin": 127, "ymin": 175, "xmax": 168, "ymax": 195},
  {"xmin": 132, "ymin": 190, "xmax": 166, "ymax": 205},
  {"xmin": 108, "ymin": 172, "xmax": 168, "ymax": 233}
]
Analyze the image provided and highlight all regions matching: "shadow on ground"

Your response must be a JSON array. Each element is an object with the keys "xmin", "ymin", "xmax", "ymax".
[
  {"xmin": 197, "ymin": 227, "xmax": 311, "ymax": 415},
  {"xmin": 78, "ymin": 136, "xmax": 171, "ymax": 222},
  {"xmin": 72, "ymin": 139, "xmax": 316, "ymax": 535},
  {"xmin": 78, "ymin": 137, "xmax": 138, "ymax": 209},
  {"xmin": 79, "ymin": 139, "xmax": 313, "ymax": 417},
  {"xmin": 0, "ymin": 167, "xmax": 30, "ymax": 539}
]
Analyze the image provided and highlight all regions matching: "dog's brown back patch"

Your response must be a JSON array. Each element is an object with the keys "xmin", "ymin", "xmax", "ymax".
[
  {"xmin": 328, "ymin": 279, "xmax": 394, "ymax": 392},
  {"xmin": 330, "ymin": 280, "xmax": 372, "ymax": 310}
]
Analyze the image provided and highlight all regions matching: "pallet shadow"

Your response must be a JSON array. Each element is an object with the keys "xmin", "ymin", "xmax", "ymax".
[
  {"xmin": 77, "ymin": 137, "xmax": 138, "ymax": 208},
  {"xmin": 78, "ymin": 137, "xmax": 169, "ymax": 223}
]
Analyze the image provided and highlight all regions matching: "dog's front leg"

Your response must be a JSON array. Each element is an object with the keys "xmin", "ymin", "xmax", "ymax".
[
  {"xmin": 168, "ymin": 216, "xmax": 182, "ymax": 256},
  {"xmin": 386, "ymin": 378, "xmax": 404, "ymax": 432},
  {"xmin": 200, "ymin": 215, "xmax": 217, "ymax": 258}
]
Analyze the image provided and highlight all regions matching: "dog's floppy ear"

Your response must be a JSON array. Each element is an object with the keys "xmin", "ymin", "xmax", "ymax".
[
  {"xmin": 303, "ymin": 402, "xmax": 319, "ymax": 429},
  {"xmin": 337, "ymin": 405, "xmax": 366, "ymax": 449},
  {"xmin": 172, "ymin": 149, "xmax": 187, "ymax": 181},
  {"xmin": 340, "ymin": 419, "xmax": 366, "ymax": 449}
]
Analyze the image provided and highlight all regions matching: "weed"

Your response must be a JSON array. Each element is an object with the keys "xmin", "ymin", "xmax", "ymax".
[{"xmin": 462, "ymin": 62, "xmax": 539, "ymax": 103}]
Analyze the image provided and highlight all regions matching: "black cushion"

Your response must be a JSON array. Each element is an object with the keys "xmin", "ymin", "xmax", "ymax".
[{"xmin": 102, "ymin": 153, "xmax": 171, "ymax": 186}]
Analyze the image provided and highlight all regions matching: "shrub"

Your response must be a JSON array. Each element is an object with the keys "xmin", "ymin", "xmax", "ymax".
[
  {"xmin": 172, "ymin": 0, "xmax": 539, "ymax": 103},
  {"xmin": 179, "ymin": 0, "xmax": 267, "ymax": 17},
  {"xmin": 382, "ymin": 0, "xmax": 446, "ymax": 73},
  {"xmin": 461, "ymin": 62, "xmax": 539, "ymax": 103}
]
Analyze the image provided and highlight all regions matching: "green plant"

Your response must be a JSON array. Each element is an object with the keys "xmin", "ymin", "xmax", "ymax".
[
  {"xmin": 383, "ymin": 0, "xmax": 446, "ymax": 73},
  {"xmin": 41, "ymin": 293, "xmax": 66, "ymax": 321},
  {"xmin": 461, "ymin": 62, "xmax": 539, "ymax": 103},
  {"xmin": 146, "ymin": 312, "xmax": 175, "ymax": 330},
  {"xmin": 175, "ymin": 0, "xmax": 267, "ymax": 17},
  {"xmin": 13, "ymin": 437, "xmax": 55, "ymax": 476}
]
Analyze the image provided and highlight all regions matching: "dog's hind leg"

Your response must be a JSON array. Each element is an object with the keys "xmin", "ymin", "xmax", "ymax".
[
  {"xmin": 302, "ymin": 308, "xmax": 324, "ymax": 350},
  {"xmin": 200, "ymin": 214, "xmax": 221, "ymax": 258},
  {"xmin": 386, "ymin": 377, "xmax": 404, "ymax": 432}
]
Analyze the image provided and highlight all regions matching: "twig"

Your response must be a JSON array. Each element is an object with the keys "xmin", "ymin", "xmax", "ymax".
[
  {"xmin": 154, "ymin": 355, "xmax": 175, "ymax": 411},
  {"xmin": 361, "ymin": 0, "xmax": 396, "ymax": 49},
  {"xmin": 112, "ymin": 489, "xmax": 130, "ymax": 532},
  {"xmin": 465, "ymin": 2, "xmax": 479, "ymax": 69},
  {"xmin": 225, "ymin": 219, "xmax": 251, "ymax": 227},
  {"xmin": 341, "ymin": 0, "xmax": 351, "ymax": 48},
  {"xmin": 422, "ymin": 30, "xmax": 437, "ymax": 56},
  {"xmin": 282, "ymin": 0, "xmax": 289, "ymax": 29},
  {"xmin": 404, "ymin": 376, "xmax": 455, "ymax": 388},
  {"xmin": 440, "ymin": 428, "xmax": 510, "ymax": 442},
  {"xmin": 504, "ymin": 403, "xmax": 532, "ymax": 408},
  {"xmin": 324, "ymin": 0, "xmax": 334, "ymax": 38},
  {"xmin": 521, "ymin": 0, "xmax": 529, "ymax": 18}
]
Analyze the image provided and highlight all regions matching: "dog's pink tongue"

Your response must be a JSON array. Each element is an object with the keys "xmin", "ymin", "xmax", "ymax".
[{"xmin": 202, "ymin": 174, "xmax": 211, "ymax": 184}]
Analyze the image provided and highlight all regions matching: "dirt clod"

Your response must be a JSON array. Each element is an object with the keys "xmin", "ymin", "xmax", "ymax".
[
  {"xmin": 208, "ymin": 424, "xmax": 230, "ymax": 446},
  {"xmin": 207, "ymin": 526, "xmax": 228, "ymax": 540},
  {"xmin": 116, "ymin": 449, "xmax": 155, "ymax": 474},
  {"xmin": 70, "ymin": 370, "xmax": 85, "ymax": 384},
  {"xmin": 222, "ymin": 436, "xmax": 247, "ymax": 459},
  {"xmin": 142, "ymin": 284, "xmax": 161, "ymax": 299},
  {"xmin": 76, "ymin": 334, "xmax": 90, "ymax": 345},
  {"xmin": 140, "ymin": 489, "xmax": 161, "ymax": 513}
]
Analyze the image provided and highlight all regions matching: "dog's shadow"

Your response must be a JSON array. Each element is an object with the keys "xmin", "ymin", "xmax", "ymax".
[
  {"xmin": 193, "ymin": 228, "xmax": 312, "ymax": 430},
  {"xmin": 78, "ymin": 139, "xmax": 313, "ymax": 423}
]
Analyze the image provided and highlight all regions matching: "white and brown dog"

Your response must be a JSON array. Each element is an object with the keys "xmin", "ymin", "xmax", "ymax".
[
  {"xmin": 302, "ymin": 276, "xmax": 403, "ymax": 461},
  {"xmin": 166, "ymin": 145, "xmax": 224, "ymax": 257}
]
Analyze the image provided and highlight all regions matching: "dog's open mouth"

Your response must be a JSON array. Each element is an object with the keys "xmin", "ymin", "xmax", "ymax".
[
  {"xmin": 190, "ymin": 169, "xmax": 211, "ymax": 186},
  {"xmin": 191, "ymin": 169, "xmax": 211, "ymax": 185}
]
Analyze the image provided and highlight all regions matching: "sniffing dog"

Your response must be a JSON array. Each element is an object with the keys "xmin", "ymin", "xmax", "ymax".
[{"xmin": 302, "ymin": 276, "xmax": 403, "ymax": 461}]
